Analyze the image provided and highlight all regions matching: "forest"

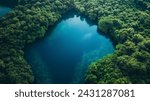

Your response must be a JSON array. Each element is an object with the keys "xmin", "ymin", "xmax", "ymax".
[{"xmin": 0, "ymin": 0, "xmax": 150, "ymax": 83}]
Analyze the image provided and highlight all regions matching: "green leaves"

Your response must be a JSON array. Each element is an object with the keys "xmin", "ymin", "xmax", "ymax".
[
  {"xmin": 85, "ymin": 55, "xmax": 131, "ymax": 84},
  {"xmin": 0, "ymin": 0, "xmax": 73, "ymax": 83},
  {"xmin": 0, "ymin": 0, "xmax": 149, "ymax": 84},
  {"xmin": 80, "ymin": 0, "xmax": 150, "ymax": 84},
  {"xmin": 98, "ymin": 16, "xmax": 123, "ymax": 34}
]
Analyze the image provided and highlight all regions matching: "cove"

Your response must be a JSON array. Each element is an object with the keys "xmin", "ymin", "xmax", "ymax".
[
  {"xmin": 0, "ymin": 5, "xmax": 11, "ymax": 17},
  {"xmin": 25, "ymin": 13, "xmax": 114, "ymax": 84}
]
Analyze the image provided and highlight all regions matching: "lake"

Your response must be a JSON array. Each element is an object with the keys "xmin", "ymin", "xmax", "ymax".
[
  {"xmin": 0, "ymin": 6, "xmax": 11, "ymax": 17},
  {"xmin": 25, "ymin": 13, "xmax": 114, "ymax": 84}
]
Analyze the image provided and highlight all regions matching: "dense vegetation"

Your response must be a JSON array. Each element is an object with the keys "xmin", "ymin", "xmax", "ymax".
[
  {"xmin": 74, "ymin": 0, "xmax": 150, "ymax": 83},
  {"xmin": 0, "ymin": 0, "xmax": 18, "ymax": 7},
  {"xmin": 0, "ymin": 0, "xmax": 73, "ymax": 83},
  {"xmin": 0, "ymin": 0, "xmax": 149, "ymax": 83}
]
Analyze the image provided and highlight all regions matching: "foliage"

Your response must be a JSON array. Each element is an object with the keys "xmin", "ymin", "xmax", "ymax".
[
  {"xmin": 75, "ymin": 0, "xmax": 150, "ymax": 83},
  {"xmin": 0, "ymin": 0, "xmax": 149, "ymax": 83},
  {"xmin": 0, "ymin": 0, "xmax": 74, "ymax": 83}
]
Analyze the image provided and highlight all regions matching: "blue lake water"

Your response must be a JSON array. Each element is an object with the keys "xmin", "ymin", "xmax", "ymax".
[
  {"xmin": 25, "ymin": 14, "xmax": 114, "ymax": 84},
  {"xmin": 0, "ymin": 6, "xmax": 11, "ymax": 17}
]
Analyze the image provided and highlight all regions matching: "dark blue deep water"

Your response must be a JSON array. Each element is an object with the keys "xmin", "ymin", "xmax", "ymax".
[
  {"xmin": 0, "ymin": 6, "xmax": 11, "ymax": 17},
  {"xmin": 25, "ymin": 14, "xmax": 114, "ymax": 84}
]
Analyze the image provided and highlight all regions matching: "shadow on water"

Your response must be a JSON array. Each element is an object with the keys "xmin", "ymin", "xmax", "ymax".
[
  {"xmin": 0, "ymin": 6, "xmax": 12, "ymax": 20},
  {"xmin": 97, "ymin": 29, "xmax": 117, "ymax": 47},
  {"xmin": 0, "ymin": 0, "xmax": 18, "ymax": 7},
  {"xmin": 0, "ymin": 0, "xmax": 18, "ymax": 20}
]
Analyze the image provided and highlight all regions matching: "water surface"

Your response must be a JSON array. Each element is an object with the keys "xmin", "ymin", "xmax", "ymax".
[
  {"xmin": 25, "ymin": 14, "xmax": 114, "ymax": 84},
  {"xmin": 0, "ymin": 6, "xmax": 11, "ymax": 17}
]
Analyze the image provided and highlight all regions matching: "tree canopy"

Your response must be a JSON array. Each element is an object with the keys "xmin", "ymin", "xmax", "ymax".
[{"xmin": 0, "ymin": 0, "xmax": 149, "ymax": 83}]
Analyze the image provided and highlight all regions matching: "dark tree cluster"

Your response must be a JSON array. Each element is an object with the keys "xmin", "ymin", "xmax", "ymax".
[
  {"xmin": 0, "ymin": 0, "xmax": 74, "ymax": 83},
  {"xmin": 74, "ymin": 0, "xmax": 150, "ymax": 83}
]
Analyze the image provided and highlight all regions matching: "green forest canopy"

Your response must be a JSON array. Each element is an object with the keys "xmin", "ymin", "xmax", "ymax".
[{"xmin": 0, "ymin": 0, "xmax": 149, "ymax": 83}]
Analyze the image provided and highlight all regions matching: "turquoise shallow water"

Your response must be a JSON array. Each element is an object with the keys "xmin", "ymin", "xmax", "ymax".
[
  {"xmin": 0, "ymin": 6, "xmax": 11, "ymax": 17},
  {"xmin": 25, "ymin": 14, "xmax": 114, "ymax": 84}
]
